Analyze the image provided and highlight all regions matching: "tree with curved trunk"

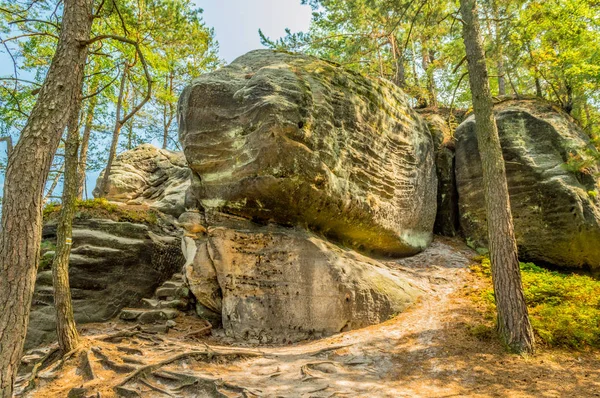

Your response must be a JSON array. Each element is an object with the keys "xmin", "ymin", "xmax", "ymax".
[
  {"xmin": 0, "ymin": 0, "xmax": 94, "ymax": 395},
  {"xmin": 459, "ymin": 0, "xmax": 535, "ymax": 353}
]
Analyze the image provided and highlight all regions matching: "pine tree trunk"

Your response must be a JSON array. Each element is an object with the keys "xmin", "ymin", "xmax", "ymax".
[
  {"xmin": 77, "ymin": 77, "xmax": 100, "ymax": 199},
  {"xmin": 52, "ymin": 92, "xmax": 84, "ymax": 354},
  {"xmin": 459, "ymin": 0, "xmax": 535, "ymax": 354},
  {"xmin": 0, "ymin": 0, "xmax": 93, "ymax": 395}
]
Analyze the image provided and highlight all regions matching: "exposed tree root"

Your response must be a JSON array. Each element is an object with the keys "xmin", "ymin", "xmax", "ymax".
[
  {"xmin": 77, "ymin": 349, "xmax": 96, "ymax": 381},
  {"xmin": 93, "ymin": 325, "xmax": 142, "ymax": 342},
  {"xmin": 116, "ymin": 346, "xmax": 266, "ymax": 388},
  {"xmin": 91, "ymin": 346, "xmax": 138, "ymax": 373},
  {"xmin": 21, "ymin": 346, "xmax": 61, "ymax": 392},
  {"xmin": 139, "ymin": 376, "xmax": 175, "ymax": 396},
  {"xmin": 184, "ymin": 320, "xmax": 212, "ymax": 339},
  {"xmin": 155, "ymin": 370, "xmax": 262, "ymax": 397}
]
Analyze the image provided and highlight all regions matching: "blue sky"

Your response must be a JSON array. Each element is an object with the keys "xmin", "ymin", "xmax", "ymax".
[
  {"xmin": 199, "ymin": 0, "xmax": 312, "ymax": 63},
  {"xmin": 0, "ymin": 1, "xmax": 312, "ymax": 77},
  {"xmin": 0, "ymin": 0, "xmax": 313, "ymax": 199}
]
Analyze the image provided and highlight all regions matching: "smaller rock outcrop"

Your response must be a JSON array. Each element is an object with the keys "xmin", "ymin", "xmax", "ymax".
[
  {"xmin": 455, "ymin": 99, "xmax": 600, "ymax": 269},
  {"xmin": 185, "ymin": 212, "xmax": 420, "ymax": 343},
  {"xmin": 27, "ymin": 217, "xmax": 184, "ymax": 349},
  {"xmin": 118, "ymin": 272, "xmax": 198, "ymax": 334},
  {"xmin": 93, "ymin": 144, "xmax": 190, "ymax": 216}
]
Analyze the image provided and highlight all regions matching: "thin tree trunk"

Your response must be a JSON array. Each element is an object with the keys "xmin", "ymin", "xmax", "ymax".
[
  {"xmin": 77, "ymin": 77, "xmax": 100, "ymax": 199},
  {"xmin": 43, "ymin": 163, "xmax": 65, "ymax": 204},
  {"xmin": 497, "ymin": 57, "xmax": 506, "ymax": 96},
  {"xmin": 534, "ymin": 76, "xmax": 542, "ymax": 98},
  {"xmin": 0, "ymin": 0, "xmax": 93, "ymax": 395},
  {"xmin": 459, "ymin": 0, "xmax": 535, "ymax": 354},
  {"xmin": 584, "ymin": 101, "xmax": 593, "ymax": 134},
  {"xmin": 0, "ymin": 136, "xmax": 13, "ymax": 158},
  {"xmin": 99, "ymin": 65, "xmax": 128, "ymax": 196},
  {"xmin": 390, "ymin": 35, "xmax": 405, "ymax": 88},
  {"xmin": 162, "ymin": 73, "xmax": 175, "ymax": 149},
  {"xmin": 52, "ymin": 99, "xmax": 83, "ymax": 354},
  {"xmin": 493, "ymin": 2, "xmax": 506, "ymax": 96},
  {"xmin": 426, "ymin": 49, "xmax": 438, "ymax": 107}
]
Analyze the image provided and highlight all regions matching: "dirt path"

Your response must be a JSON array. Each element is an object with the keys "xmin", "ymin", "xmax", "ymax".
[{"xmin": 21, "ymin": 238, "xmax": 600, "ymax": 397}]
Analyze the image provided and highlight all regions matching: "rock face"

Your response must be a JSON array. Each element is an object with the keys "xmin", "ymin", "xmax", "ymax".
[
  {"xmin": 93, "ymin": 144, "xmax": 190, "ymax": 216},
  {"xmin": 419, "ymin": 111, "xmax": 458, "ymax": 237},
  {"xmin": 185, "ymin": 213, "xmax": 420, "ymax": 343},
  {"xmin": 27, "ymin": 218, "xmax": 183, "ymax": 349},
  {"xmin": 455, "ymin": 99, "xmax": 600, "ymax": 269},
  {"xmin": 178, "ymin": 49, "xmax": 437, "ymax": 256}
]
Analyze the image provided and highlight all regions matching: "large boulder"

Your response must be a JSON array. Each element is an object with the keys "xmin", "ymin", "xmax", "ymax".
[
  {"xmin": 185, "ymin": 212, "xmax": 420, "ymax": 343},
  {"xmin": 178, "ymin": 50, "xmax": 437, "ymax": 256},
  {"xmin": 455, "ymin": 99, "xmax": 600, "ymax": 269},
  {"xmin": 93, "ymin": 144, "xmax": 190, "ymax": 216},
  {"xmin": 27, "ymin": 218, "xmax": 184, "ymax": 349}
]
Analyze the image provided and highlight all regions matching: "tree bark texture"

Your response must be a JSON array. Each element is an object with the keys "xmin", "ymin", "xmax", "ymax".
[
  {"xmin": 52, "ymin": 91, "xmax": 84, "ymax": 354},
  {"xmin": 0, "ymin": 0, "xmax": 93, "ymax": 395},
  {"xmin": 459, "ymin": 0, "xmax": 535, "ymax": 354}
]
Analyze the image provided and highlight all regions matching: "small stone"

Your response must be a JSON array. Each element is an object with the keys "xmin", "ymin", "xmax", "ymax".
[{"xmin": 166, "ymin": 320, "xmax": 177, "ymax": 328}]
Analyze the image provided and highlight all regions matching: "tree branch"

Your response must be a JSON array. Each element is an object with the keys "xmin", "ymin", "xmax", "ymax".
[
  {"xmin": 84, "ymin": 34, "xmax": 152, "ymax": 126},
  {"xmin": 82, "ymin": 65, "xmax": 121, "ymax": 100},
  {"xmin": 9, "ymin": 19, "xmax": 60, "ymax": 30}
]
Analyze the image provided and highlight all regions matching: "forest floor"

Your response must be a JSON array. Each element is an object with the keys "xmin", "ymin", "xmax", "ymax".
[{"xmin": 17, "ymin": 237, "xmax": 600, "ymax": 398}]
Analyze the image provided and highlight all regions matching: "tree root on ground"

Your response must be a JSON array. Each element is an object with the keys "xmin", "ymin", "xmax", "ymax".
[
  {"xmin": 116, "ymin": 345, "xmax": 266, "ymax": 388},
  {"xmin": 18, "ymin": 345, "xmax": 60, "ymax": 393},
  {"xmin": 18, "ymin": 328, "xmax": 354, "ymax": 397},
  {"xmin": 184, "ymin": 320, "xmax": 212, "ymax": 339}
]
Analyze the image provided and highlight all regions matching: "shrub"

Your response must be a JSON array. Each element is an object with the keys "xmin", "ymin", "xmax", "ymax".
[{"xmin": 471, "ymin": 258, "xmax": 600, "ymax": 349}]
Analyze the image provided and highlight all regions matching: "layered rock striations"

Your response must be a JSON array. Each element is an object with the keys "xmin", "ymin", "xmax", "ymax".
[
  {"xmin": 178, "ymin": 50, "xmax": 430, "ymax": 341},
  {"xmin": 27, "ymin": 218, "xmax": 183, "ymax": 348},
  {"xmin": 184, "ymin": 212, "xmax": 419, "ymax": 343},
  {"xmin": 178, "ymin": 50, "xmax": 437, "ymax": 256},
  {"xmin": 455, "ymin": 99, "xmax": 600, "ymax": 269},
  {"xmin": 93, "ymin": 144, "xmax": 190, "ymax": 216}
]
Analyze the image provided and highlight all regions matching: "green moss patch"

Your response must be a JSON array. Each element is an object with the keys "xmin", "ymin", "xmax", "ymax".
[
  {"xmin": 43, "ymin": 198, "xmax": 158, "ymax": 225},
  {"xmin": 471, "ymin": 257, "xmax": 600, "ymax": 349}
]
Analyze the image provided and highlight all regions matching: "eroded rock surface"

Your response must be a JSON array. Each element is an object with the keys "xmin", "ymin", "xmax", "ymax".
[
  {"xmin": 27, "ymin": 218, "xmax": 184, "ymax": 349},
  {"xmin": 185, "ymin": 213, "xmax": 420, "ymax": 343},
  {"xmin": 93, "ymin": 144, "xmax": 190, "ymax": 216},
  {"xmin": 179, "ymin": 50, "xmax": 437, "ymax": 256},
  {"xmin": 455, "ymin": 99, "xmax": 600, "ymax": 269},
  {"xmin": 419, "ymin": 111, "xmax": 458, "ymax": 237}
]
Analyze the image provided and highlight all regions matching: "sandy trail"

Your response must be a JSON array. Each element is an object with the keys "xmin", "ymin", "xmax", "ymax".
[{"xmin": 21, "ymin": 237, "xmax": 600, "ymax": 397}]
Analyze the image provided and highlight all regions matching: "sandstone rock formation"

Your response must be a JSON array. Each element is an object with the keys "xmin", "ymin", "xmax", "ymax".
[
  {"xmin": 455, "ymin": 99, "xmax": 600, "ymax": 269},
  {"xmin": 178, "ymin": 49, "xmax": 437, "ymax": 256},
  {"xmin": 27, "ymin": 218, "xmax": 183, "ymax": 348},
  {"xmin": 419, "ymin": 111, "xmax": 458, "ymax": 237},
  {"xmin": 185, "ymin": 212, "xmax": 420, "ymax": 343},
  {"xmin": 93, "ymin": 144, "xmax": 190, "ymax": 216}
]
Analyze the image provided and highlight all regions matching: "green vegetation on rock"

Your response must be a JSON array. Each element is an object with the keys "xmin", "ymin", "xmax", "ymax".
[
  {"xmin": 471, "ymin": 258, "xmax": 600, "ymax": 349},
  {"xmin": 43, "ymin": 199, "xmax": 158, "ymax": 225}
]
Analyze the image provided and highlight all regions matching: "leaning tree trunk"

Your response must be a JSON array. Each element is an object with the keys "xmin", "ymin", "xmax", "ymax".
[
  {"xmin": 0, "ymin": 0, "xmax": 93, "ymax": 396},
  {"xmin": 459, "ymin": 0, "xmax": 535, "ymax": 353},
  {"xmin": 99, "ymin": 65, "xmax": 128, "ymax": 196},
  {"xmin": 52, "ymin": 94, "xmax": 84, "ymax": 354}
]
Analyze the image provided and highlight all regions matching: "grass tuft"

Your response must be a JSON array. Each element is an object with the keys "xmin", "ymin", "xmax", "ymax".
[{"xmin": 470, "ymin": 257, "xmax": 600, "ymax": 349}]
